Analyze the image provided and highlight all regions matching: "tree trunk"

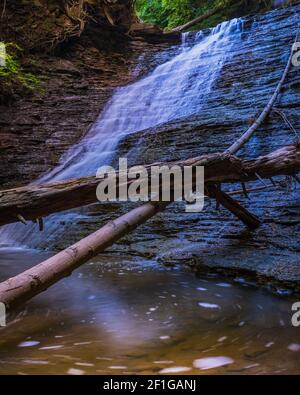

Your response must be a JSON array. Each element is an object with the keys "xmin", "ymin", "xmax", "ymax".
[
  {"xmin": 0, "ymin": 143, "xmax": 298, "ymax": 227},
  {"xmin": 0, "ymin": 201, "xmax": 168, "ymax": 310}
]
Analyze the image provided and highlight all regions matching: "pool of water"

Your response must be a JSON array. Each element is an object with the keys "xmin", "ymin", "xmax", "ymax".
[{"xmin": 0, "ymin": 249, "xmax": 299, "ymax": 375}]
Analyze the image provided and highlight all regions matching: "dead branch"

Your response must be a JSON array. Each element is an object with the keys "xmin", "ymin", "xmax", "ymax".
[
  {"xmin": 171, "ymin": 3, "xmax": 226, "ymax": 33},
  {"xmin": 225, "ymin": 35, "xmax": 297, "ymax": 155}
]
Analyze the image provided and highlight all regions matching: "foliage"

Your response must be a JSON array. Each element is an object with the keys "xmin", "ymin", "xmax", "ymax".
[
  {"xmin": 135, "ymin": 0, "xmax": 192, "ymax": 28},
  {"xmin": 0, "ymin": 43, "xmax": 41, "ymax": 98},
  {"xmin": 135, "ymin": 0, "xmax": 231, "ymax": 29},
  {"xmin": 135, "ymin": 0, "xmax": 191, "ymax": 28}
]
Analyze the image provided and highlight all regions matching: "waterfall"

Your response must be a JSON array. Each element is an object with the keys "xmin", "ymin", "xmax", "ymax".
[
  {"xmin": 0, "ymin": 18, "xmax": 243, "ymax": 249},
  {"xmin": 41, "ymin": 18, "xmax": 243, "ymax": 182}
]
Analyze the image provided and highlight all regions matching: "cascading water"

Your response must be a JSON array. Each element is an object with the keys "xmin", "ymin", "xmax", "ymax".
[
  {"xmin": 0, "ymin": 18, "xmax": 243, "ymax": 249},
  {"xmin": 41, "ymin": 18, "xmax": 243, "ymax": 182}
]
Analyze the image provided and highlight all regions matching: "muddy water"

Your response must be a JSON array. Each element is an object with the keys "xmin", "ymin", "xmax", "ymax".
[{"xmin": 0, "ymin": 249, "xmax": 299, "ymax": 375}]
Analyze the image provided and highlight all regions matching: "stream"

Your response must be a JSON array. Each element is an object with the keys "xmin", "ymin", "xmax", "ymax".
[
  {"xmin": 0, "ymin": 249, "xmax": 299, "ymax": 374},
  {"xmin": 0, "ymin": 5, "xmax": 300, "ymax": 374}
]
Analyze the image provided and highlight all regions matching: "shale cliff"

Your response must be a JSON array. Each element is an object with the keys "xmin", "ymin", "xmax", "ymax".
[{"xmin": 0, "ymin": 0, "xmax": 178, "ymax": 187}]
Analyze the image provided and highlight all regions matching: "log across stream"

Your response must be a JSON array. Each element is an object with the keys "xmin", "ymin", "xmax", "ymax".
[{"xmin": 0, "ymin": 144, "xmax": 299, "ymax": 227}]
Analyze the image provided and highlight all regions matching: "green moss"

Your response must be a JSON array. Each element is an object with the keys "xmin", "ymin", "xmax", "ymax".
[{"xmin": 0, "ymin": 42, "xmax": 41, "ymax": 97}]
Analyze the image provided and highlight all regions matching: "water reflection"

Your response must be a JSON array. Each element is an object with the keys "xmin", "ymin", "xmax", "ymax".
[{"xmin": 0, "ymin": 250, "xmax": 299, "ymax": 375}]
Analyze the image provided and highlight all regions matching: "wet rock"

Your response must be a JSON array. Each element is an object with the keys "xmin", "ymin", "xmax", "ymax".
[{"xmin": 0, "ymin": 33, "xmax": 179, "ymax": 188}]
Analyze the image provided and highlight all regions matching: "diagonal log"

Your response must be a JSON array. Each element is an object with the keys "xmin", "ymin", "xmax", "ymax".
[
  {"xmin": 206, "ymin": 184, "xmax": 260, "ymax": 229},
  {"xmin": 0, "ymin": 201, "xmax": 169, "ymax": 310},
  {"xmin": 225, "ymin": 34, "xmax": 297, "ymax": 155},
  {"xmin": 0, "ymin": 143, "xmax": 298, "ymax": 227}
]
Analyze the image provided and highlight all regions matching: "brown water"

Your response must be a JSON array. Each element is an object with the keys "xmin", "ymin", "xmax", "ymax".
[{"xmin": 0, "ymin": 248, "xmax": 299, "ymax": 375}]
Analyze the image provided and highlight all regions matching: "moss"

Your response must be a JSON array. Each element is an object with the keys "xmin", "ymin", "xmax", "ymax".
[
  {"xmin": 0, "ymin": 42, "xmax": 42, "ymax": 100},
  {"xmin": 135, "ymin": 0, "xmax": 295, "ymax": 30}
]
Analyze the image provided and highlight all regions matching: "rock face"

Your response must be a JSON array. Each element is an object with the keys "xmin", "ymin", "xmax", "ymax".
[
  {"xmin": 116, "ymin": 4, "xmax": 300, "ymax": 288},
  {"xmin": 0, "ymin": 13, "xmax": 180, "ymax": 187}
]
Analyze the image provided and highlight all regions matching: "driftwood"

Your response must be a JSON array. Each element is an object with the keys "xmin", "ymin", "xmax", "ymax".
[
  {"xmin": 0, "ymin": 144, "xmax": 299, "ymax": 227},
  {"xmin": 1, "ymin": 144, "xmax": 298, "ymax": 309},
  {"xmin": 225, "ymin": 33, "xmax": 297, "ymax": 155},
  {"xmin": 0, "ymin": 201, "xmax": 168, "ymax": 310}
]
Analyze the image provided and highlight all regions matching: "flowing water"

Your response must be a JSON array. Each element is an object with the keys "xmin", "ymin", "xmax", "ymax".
[
  {"xmin": 0, "ymin": 250, "xmax": 299, "ymax": 375},
  {"xmin": 44, "ymin": 19, "xmax": 242, "ymax": 181},
  {"xmin": 0, "ymin": 18, "xmax": 243, "ymax": 249},
  {"xmin": 1, "ymin": 7, "xmax": 300, "ymax": 375}
]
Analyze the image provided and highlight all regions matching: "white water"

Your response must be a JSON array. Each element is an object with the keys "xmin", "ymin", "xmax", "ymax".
[
  {"xmin": 41, "ymin": 18, "xmax": 243, "ymax": 182},
  {"xmin": 0, "ymin": 18, "xmax": 243, "ymax": 248}
]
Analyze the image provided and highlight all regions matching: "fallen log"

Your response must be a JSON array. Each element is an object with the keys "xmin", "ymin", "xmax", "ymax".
[
  {"xmin": 0, "ymin": 143, "xmax": 298, "ymax": 227},
  {"xmin": 206, "ymin": 184, "xmax": 261, "ymax": 229},
  {"xmin": 0, "ymin": 201, "xmax": 169, "ymax": 310},
  {"xmin": 171, "ymin": 3, "xmax": 227, "ymax": 33},
  {"xmin": 1, "ymin": 143, "xmax": 298, "ymax": 309}
]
